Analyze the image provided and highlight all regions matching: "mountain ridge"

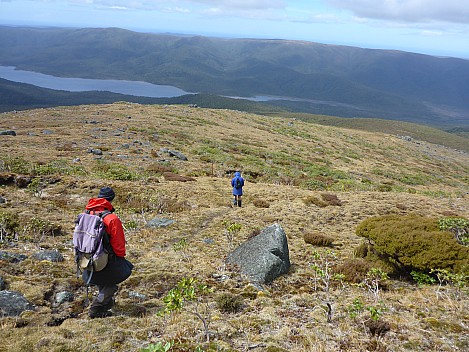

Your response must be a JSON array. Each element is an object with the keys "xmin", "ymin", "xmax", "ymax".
[{"xmin": 0, "ymin": 26, "xmax": 468, "ymax": 127}]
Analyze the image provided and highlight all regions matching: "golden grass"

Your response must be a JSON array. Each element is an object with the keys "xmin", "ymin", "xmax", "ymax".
[{"xmin": 0, "ymin": 103, "xmax": 468, "ymax": 351}]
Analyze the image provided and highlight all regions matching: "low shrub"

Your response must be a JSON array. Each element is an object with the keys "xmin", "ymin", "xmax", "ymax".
[
  {"xmin": 0, "ymin": 211, "xmax": 20, "ymax": 242},
  {"xmin": 146, "ymin": 163, "xmax": 175, "ymax": 174},
  {"xmin": 335, "ymin": 258, "xmax": 373, "ymax": 283},
  {"xmin": 303, "ymin": 195, "xmax": 327, "ymax": 207},
  {"xmin": 252, "ymin": 199, "xmax": 270, "ymax": 208},
  {"xmin": 216, "ymin": 293, "xmax": 244, "ymax": 313},
  {"xmin": 93, "ymin": 160, "xmax": 139, "ymax": 181},
  {"xmin": 22, "ymin": 217, "xmax": 63, "ymax": 242},
  {"xmin": 303, "ymin": 193, "xmax": 343, "ymax": 207},
  {"xmin": 162, "ymin": 172, "xmax": 195, "ymax": 182},
  {"xmin": 303, "ymin": 232, "xmax": 334, "ymax": 247},
  {"xmin": 320, "ymin": 193, "xmax": 343, "ymax": 206},
  {"xmin": 438, "ymin": 217, "xmax": 469, "ymax": 245},
  {"xmin": 356, "ymin": 214, "xmax": 469, "ymax": 275}
]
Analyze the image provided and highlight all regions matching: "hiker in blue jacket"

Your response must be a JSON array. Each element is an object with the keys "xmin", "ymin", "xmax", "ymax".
[{"xmin": 231, "ymin": 171, "xmax": 245, "ymax": 207}]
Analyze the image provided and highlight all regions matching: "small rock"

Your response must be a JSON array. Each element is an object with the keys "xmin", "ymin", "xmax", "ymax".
[
  {"xmin": 128, "ymin": 291, "xmax": 146, "ymax": 301},
  {"xmin": 0, "ymin": 251, "xmax": 28, "ymax": 263},
  {"xmin": 89, "ymin": 148, "xmax": 103, "ymax": 155},
  {"xmin": 55, "ymin": 291, "xmax": 74, "ymax": 305},
  {"xmin": 146, "ymin": 218, "xmax": 175, "ymax": 228},
  {"xmin": 32, "ymin": 249, "xmax": 64, "ymax": 262}
]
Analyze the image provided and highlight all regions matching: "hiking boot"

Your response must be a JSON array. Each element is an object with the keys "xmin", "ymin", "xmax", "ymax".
[
  {"xmin": 103, "ymin": 298, "xmax": 115, "ymax": 311},
  {"xmin": 89, "ymin": 310, "xmax": 113, "ymax": 319}
]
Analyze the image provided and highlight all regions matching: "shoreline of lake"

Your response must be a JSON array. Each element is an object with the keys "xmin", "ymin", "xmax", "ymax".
[{"xmin": 0, "ymin": 66, "xmax": 192, "ymax": 98}]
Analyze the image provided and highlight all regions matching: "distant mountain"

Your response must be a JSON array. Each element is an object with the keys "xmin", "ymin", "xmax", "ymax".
[{"xmin": 0, "ymin": 26, "xmax": 468, "ymax": 127}]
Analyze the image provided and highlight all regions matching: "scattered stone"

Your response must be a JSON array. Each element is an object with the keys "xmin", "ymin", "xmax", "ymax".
[
  {"xmin": 226, "ymin": 223, "xmax": 291, "ymax": 285},
  {"xmin": 0, "ymin": 130, "xmax": 16, "ymax": 136},
  {"xmin": 0, "ymin": 291, "xmax": 35, "ymax": 316},
  {"xmin": 0, "ymin": 277, "xmax": 6, "ymax": 290},
  {"xmin": 42, "ymin": 130, "xmax": 54, "ymax": 135},
  {"xmin": 0, "ymin": 251, "xmax": 28, "ymax": 263},
  {"xmin": 32, "ymin": 249, "xmax": 64, "ymax": 262},
  {"xmin": 128, "ymin": 291, "xmax": 146, "ymax": 301},
  {"xmin": 55, "ymin": 291, "xmax": 74, "ymax": 305},
  {"xmin": 0, "ymin": 196, "xmax": 6, "ymax": 204},
  {"xmin": 168, "ymin": 150, "xmax": 188, "ymax": 161},
  {"xmin": 160, "ymin": 148, "xmax": 188, "ymax": 161},
  {"xmin": 203, "ymin": 238, "xmax": 215, "ymax": 245},
  {"xmin": 146, "ymin": 217, "xmax": 175, "ymax": 228},
  {"xmin": 72, "ymin": 157, "xmax": 81, "ymax": 163},
  {"xmin": 89, "ymin": 148, "xmax": 103, "ymax": 155}
]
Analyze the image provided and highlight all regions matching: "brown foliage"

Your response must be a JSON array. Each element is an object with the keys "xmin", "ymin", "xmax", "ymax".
[
  {"xmin": 335, "ymin": 258, "xmax": 373, "ymax": 283},
  {"xmin": 146, "ymin": 163, "xmax": 174, "ymax": 174},
  {"xmin": 303, "ymin": 232, "xmax": 334, "ymax": 247},
  {"xmin": 252, "ymin": 199, "xmax": 270, "ymax": 208},
  {"xmin": 162, "ymin": 172, "xmax": 196, "ymax": 182},
  {"xmin": 303, "ymin": 193, "xmax": 343, "ymax": 207}
]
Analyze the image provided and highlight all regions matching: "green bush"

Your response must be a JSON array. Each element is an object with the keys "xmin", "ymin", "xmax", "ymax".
[
  {"xmin": 438, "ymin": 217, "xmax": 469, "ymax": 245},
  {"xmin": 0, "ymin": 211, "xmax": 20, "ymax": 242},
  {"xmin": 93, "ymin": 160, "xmax": 139, "ymax": 181},
  {"xmin": 356, "ymin": 214, "xmax": 469, "ymax": 274}
]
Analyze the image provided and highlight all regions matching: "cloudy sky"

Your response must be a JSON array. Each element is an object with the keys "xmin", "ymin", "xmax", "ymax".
[{"xmin": 1, "ymin": 0, "xmax": 469, "ymax": 59}]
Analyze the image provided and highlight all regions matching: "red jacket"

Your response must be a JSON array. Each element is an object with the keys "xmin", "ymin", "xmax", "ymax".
[{"xmin": 85, "ymin": 198, "xmax": 126, "ymax": 257}]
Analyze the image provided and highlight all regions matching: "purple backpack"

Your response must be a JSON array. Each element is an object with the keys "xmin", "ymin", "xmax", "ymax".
[{"xmin": 73, "ymin": 211, "xmax": 112, "ymax": 274}]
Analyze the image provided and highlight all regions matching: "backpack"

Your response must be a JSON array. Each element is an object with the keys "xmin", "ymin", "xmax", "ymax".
[
  {"xmin": 73, "ymin": 210, "xmax": 113, "ymax": 281},
  {"xmin": 234, "ymin": 177, "xmax": 242, "ymax": 189}
]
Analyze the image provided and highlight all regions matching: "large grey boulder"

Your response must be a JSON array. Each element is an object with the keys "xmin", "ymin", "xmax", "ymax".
[
  {"xmin": 226, "ymin": 223, "xmax": 290, "ymax": 285},
  {"xmin": 0, "ymin": 291, "xmax": 35, "ymax": 316}
]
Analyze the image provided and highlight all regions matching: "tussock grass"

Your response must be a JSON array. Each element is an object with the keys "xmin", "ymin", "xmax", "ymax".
[{"xmin": 0, "ymin": 103, "xmax": 468, "ymax": 351}]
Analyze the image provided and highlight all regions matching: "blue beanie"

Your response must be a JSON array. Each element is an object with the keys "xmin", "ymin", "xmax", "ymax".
[{"xmin": 98, "ymin": 186, "xmax": 115, "ymax": 201}]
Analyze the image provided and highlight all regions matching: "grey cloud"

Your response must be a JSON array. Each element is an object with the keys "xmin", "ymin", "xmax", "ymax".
[{"xmin": 327, "ymin": 0, "xmax": 469, "ymax": 24}]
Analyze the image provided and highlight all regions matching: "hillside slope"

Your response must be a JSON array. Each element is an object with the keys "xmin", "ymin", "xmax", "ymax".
[
  {"xmin": 1, "ymin": 26, "xmax": 469, "ymax": 127},
  {"xmin": 0, "ymin": 104, "xmax": 468, "ymax": 351}
]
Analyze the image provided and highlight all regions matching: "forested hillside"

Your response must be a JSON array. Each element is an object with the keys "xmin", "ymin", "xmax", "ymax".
[{"xmin": 1, "ymin": 26, "xmax": 468, "ymax": 127}]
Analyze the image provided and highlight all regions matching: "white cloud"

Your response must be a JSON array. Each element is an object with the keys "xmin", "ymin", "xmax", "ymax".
[
  {"xmin": 192, "ymin": 0, "xmax": 285, "ymax": 10},
  {"xmin": 61, "ymin": 0, "xmax": 285, "ymax": 11},
  {"xmin": 326, "ymin": 0, "xmax": 469, "ymax": 24}
]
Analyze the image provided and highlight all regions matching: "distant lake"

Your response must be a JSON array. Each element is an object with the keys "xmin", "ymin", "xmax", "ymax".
[{"xmin": 0, "ymin": 66, "xmax": 191, "ymax": 98}]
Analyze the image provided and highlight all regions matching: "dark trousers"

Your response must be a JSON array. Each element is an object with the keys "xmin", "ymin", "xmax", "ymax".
[
  {"xmin": 89, "ymin": 284, "xmax": 118, "ymax": 314},
  {"xmin": 82, "ymin": 256, "xmax": 133, "ymax": 317}
]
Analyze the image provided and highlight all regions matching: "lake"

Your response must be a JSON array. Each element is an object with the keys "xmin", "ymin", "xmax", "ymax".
[{"xmin": 0, "ymin": 66, "xmax": 192, "ymax": 98}]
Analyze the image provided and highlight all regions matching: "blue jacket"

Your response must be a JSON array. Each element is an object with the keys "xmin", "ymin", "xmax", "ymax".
[{"xmin": 231, "ymin": 172, "xmax": 245, "ymax": 196}]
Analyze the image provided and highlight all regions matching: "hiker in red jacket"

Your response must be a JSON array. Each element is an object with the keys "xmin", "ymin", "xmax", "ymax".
[{"xmin": 82, "ymin": 186, "xmax": 133, "ymax": 318}]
